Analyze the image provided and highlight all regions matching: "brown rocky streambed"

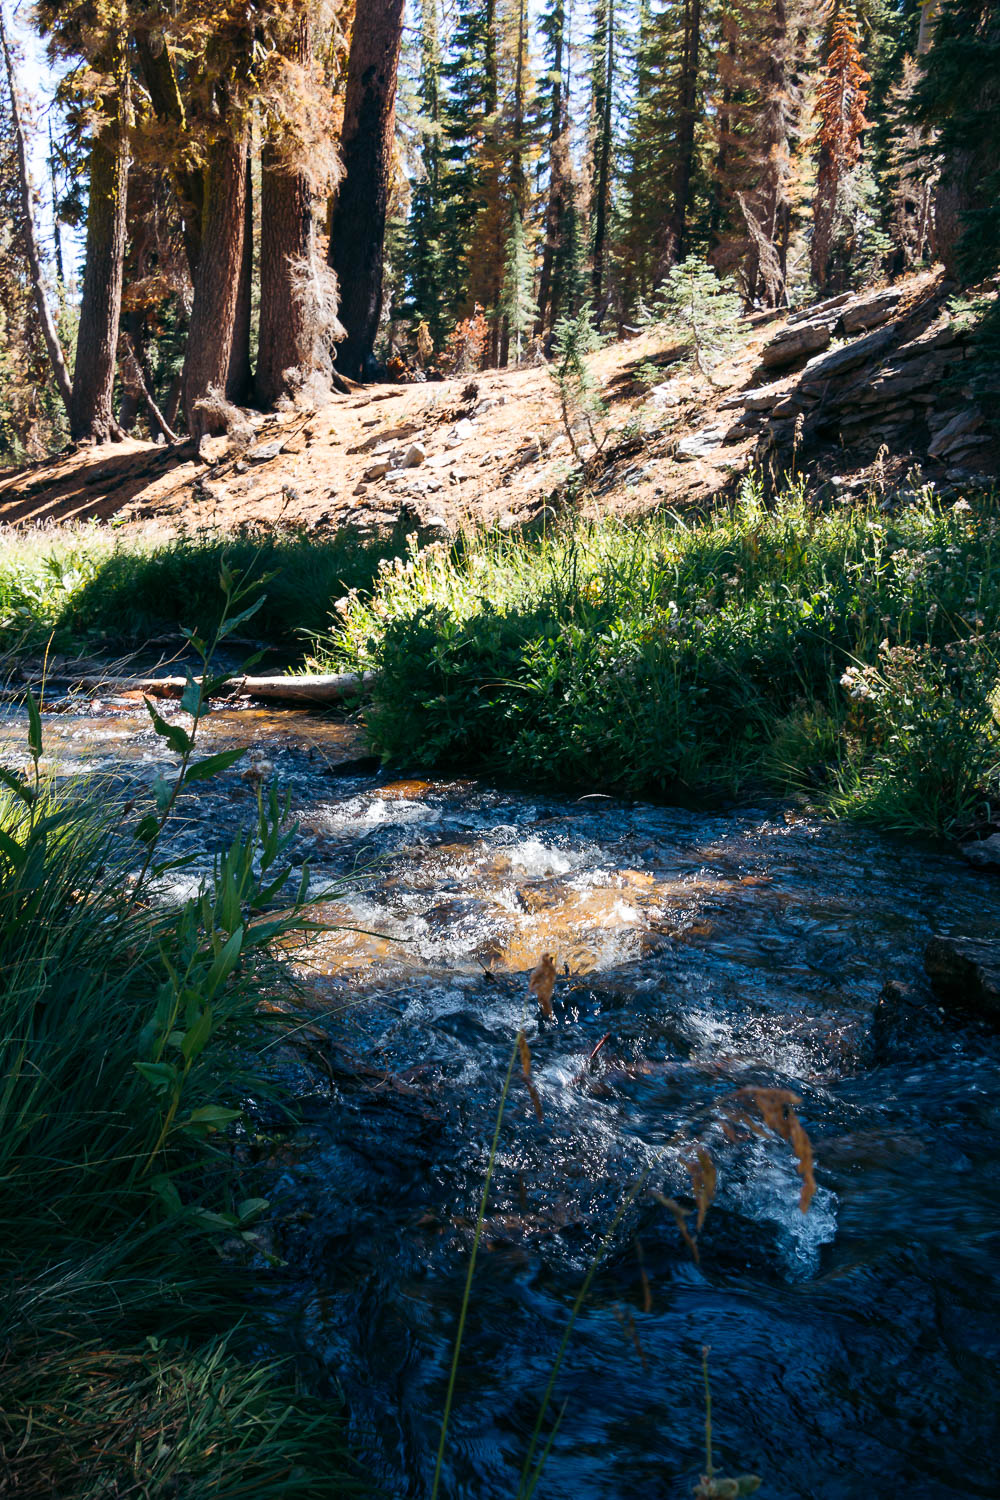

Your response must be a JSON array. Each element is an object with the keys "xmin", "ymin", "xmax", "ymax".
[{"xmin": 2, "ymin": 692, "xmax": 999, "ymax": 1499}]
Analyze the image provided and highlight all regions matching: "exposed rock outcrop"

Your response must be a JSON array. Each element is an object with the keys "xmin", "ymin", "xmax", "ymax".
[{"xmin": 925, "ymin": 937, "xmax": 1000, "ymax": 1021}]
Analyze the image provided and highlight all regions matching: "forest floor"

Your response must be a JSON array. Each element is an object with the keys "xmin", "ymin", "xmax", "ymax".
[{"xmin": 5, "ymin": 269, "xmax": 990, "ymax": 537}]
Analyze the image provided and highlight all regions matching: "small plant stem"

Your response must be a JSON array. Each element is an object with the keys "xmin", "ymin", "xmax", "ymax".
[
  {"xmin": 430, "ymin": 1035, "xmax": 520, "ymax": 1500},
  {"xmin": 702, "ymin": 1344, "xmax": 714, "ymax": 1480}
]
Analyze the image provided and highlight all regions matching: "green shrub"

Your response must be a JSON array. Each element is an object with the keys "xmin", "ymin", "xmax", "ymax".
[{"xmin": 316, "ymin": 483, "xmax": 1000, "ymax": 837}]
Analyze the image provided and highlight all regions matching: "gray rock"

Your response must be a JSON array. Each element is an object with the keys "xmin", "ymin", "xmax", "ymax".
[
  {"xmin": 363, "ymin": 459, "xmax": 392, "ymax": 481},
  {"xmin": 760, "ymin": 320, "xmax": 834, "ymax": 368},
  {"xmin": 787, "ymin": 292, "xmax": 853, "ymax": 324},
  {"xmin": 928, "ymin": 409, "xmax": 983, "ymax": 458},
  {"xmin": 797, "ymin": 324, "xmax": 898, "ymax": 382},
  {"xmin": 247, "ymin": 439, "xmax": 285, "ymax": 463},
  {"xmin": 400, "ymin": 442, "xmax": 427, "ymax": 468},
  {"xmin": 839, "ymin": 287, "xmax": 904, "ymax": 334},
  {"xmin": 961, "ymin": 833, "xmax": 1000, "ymax": 871},
  {"xmin": 676, "ymin": 424, "xmax": 728, "ymax": 460},
  {"xmin": 925, "ymin": 936, "xmax": 1000, "ymax": 1020}
]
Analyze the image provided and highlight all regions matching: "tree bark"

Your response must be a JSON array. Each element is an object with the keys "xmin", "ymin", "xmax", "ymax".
[
  {"xmin": 226, "ymin": 145, "xmax": 253, "ymax": 404},
  {"xmin": 671, "ymin": 0, "xmax": 701, "ymax": 263},
  {"xmin": 535, "ymin": 0, "xmax": 566, "ymax": 337},
  {"xmin": 133, "ymin": 30, "xmax": 203, "ymax": 278},
  {"xmin": 327, "ymin": 0, "xmax": 405, "ymax": 380},
  {"xmin": 590, "ymin": 0, "xmax": 615, "ymax": 320},
  {"xmin": 257, "ymin": 151, "xmax": 315, "ymax": 405},
  {"xmin": 181, "ymin": 127, "xmax": 248, "ymax": 434},
  {"xmin": 69, "ymin": 40, "xmax": 130, "ymax": 443},
  {"xmin": 0, "ymin": 7, "xmax": 73, "ymax": 417}
]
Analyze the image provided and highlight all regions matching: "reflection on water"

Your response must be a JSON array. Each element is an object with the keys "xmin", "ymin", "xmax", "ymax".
[{"xmin": 3, "ymin": 696, "xmax": 999, "ymax": 1499}]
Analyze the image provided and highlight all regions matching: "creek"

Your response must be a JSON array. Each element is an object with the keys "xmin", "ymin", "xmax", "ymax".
[{"xmin": 3, "ymin": 696, "xmax": 998, "ymax": 1500}]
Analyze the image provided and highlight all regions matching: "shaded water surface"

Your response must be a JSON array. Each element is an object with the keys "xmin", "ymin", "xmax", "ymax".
[{"xmin": 4, "ymin": 698, "xmax": 999, "ymax": 1499}]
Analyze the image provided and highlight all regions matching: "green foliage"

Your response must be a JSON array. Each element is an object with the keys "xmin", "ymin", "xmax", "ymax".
[
  {"xmin": 0, "ymin": 580, "xmax": 356, "ymax": 1496},
  {"xmin": 317, "ymin": 485, "xmax": 1000, "ymax": 838},
  {"xmin": 549, "ymin": 301, "xmax": 607, "ymax": 462},
  {"xmin": 653, "ymin": 261, "xmax": 742, "ymax": 382},
  {"xmin": 0, "ymin": 524, "xmax": 403, "ymax": 656},
  {"xmin": 500, "ymin": 205, "xmax": 537, "ymax": 363}
]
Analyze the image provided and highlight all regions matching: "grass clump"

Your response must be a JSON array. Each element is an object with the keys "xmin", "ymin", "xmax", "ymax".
[
  {"xmin": 0, "ymin": 521, "xmax": 403, "ymax": 656},
  {"xmin": 316, "ymin": 480, "xmax": 1000, "ymax": 838},
  {"xmin": 0, "ymin": 583, "xmax": 359, "ymax": 1495}
]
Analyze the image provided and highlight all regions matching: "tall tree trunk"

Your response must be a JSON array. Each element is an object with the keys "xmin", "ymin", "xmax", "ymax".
[
  {"xmin": 257, "ymin": 16, "xmax": 318, "ymax": 407},
  {"xmin": 0, "ymin": 6, "xmax": 72, "ymax": 417},
  {"xmin": 327, "ymin": 0, "xmax": 405, "ymax": 380},
  {"xmin": 69, "ymin": 39, "xmax": 130, "ymax": 443},
  {"xmin": 590, "ymin": 0, "xmax": 615, "ymax": 320},
  {"xmin": 671, "ymin": 0, "xmax": 701, "ymax": 263},
  {"xmin": 257, "ymin": 150, "xmax": 314, "ymax": 405},
  {"xmin": 535, "ymin": 0, "xmax": 566, "ymax": 337},
  {"xmin": 181, "ymin": 127, "xmax": 248, "ymax": 433},
  {"xmin": 226, "ymin": 144, "xmax": 253, "ymax": 403},
  {"xmin": 134, "ymin": 30, "xmax": 203, "ymax": 278}
]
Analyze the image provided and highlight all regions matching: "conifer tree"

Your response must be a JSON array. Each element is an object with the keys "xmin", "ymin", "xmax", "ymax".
[
  {"xmin": 403, "ymin": 0, "xmax": 449, "ymax": 348},
  {"xmin": 811, "ymin": 2, "xmax": 870, "ymax": 290},
  {"xmin": 499, "ymin": 202, "xmax": 536, "ymax": 361},
  {"xmin": 589, "ymin": 0, "xmax": 616, "ymax": 322},
  {"xmin": 534, "ymin": 0, "xmax": 570, "ymax": 338}
]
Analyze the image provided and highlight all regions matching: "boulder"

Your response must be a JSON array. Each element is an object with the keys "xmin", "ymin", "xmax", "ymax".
[
  {"xmin": 787, "ymin": 291, "xmax": 853, "ymax": 325},
  {"xmin": 676, "ymin": 424, "xmax": 728, "ymax": 460},
  {"xmin": 925, "ymin": 936, "xmax": 1000, "ymax": 1020},
  {"xmin": 363, "ymin": 459, "xmax": 392, "ymax": 481},
  {"xmin": 961, "ymin": 833, "xmax": 1000, "ymax": 872},
  {"xmin": 400, "ymin": 442, "xmax": 427, "ymax": 468},
  {"xmin": 797, "ymin": 323, "xmax": 898, "ymax": 383},
  {"xmin": 928, "ymin": 410, "xmax": 983, "ymax": 459},
  {"xmin": 838, "ymin": 287, "xmax": 904, "ymax": 334},
  {"xmin": 760, "ymin": 319, "xmax": 834, "ymax": 369}
]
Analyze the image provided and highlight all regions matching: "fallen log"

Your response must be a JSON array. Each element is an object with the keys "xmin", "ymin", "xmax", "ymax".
[{"xmin": 71, "ymin": 671, "xmax": 376, "ymax": 704}]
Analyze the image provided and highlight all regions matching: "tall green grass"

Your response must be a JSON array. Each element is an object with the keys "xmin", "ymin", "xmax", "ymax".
[
  {"xmin": 315, "ymin": 481, "xmax": 1000, "ymax": 837},
  {"xmin": 0, "ymin": 522, "xmax": 403, "ymax": 656},
  {"xmin": 0, "ymin": 747, "xmax": 358, "ymax": 1494}
]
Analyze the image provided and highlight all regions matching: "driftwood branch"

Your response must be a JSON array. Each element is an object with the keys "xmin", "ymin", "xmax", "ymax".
[{"xmin": 70, "ymin": 671, "xmax": 375, "ymax": 704}]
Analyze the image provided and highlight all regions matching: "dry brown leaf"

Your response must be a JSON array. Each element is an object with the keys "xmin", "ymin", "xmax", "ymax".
[
  {"xmin": 528, "ymin": 953, "xmax": 557, "ymax": 1019},
  {"xmin": 652, "ymin": 1190, "xmax": 700, "ymax": 1265},
  {"xmin": 687, "ymin": 1147, "xmax": 718, "ymax": 1233},
  {"xmin": 517, "ymin": 1028, "xmax": 544, "ymax": 1122},
  {"xmin": 788, "ymin": 1112, "xmax": 816, "ymax": 1214}
]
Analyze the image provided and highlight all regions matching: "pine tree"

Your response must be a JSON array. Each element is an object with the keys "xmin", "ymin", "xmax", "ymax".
[
  {"xmin": 499, "ymin": 203, "xmax": 536, "ymax": 361},
  {"xmin": 402, "ymin": 0, "xmax": 449, "ymax": 348},
  {"xmin": 534, "ymin": 0, "xmax": 569, "ymax": 338},
  {"xmin": 811, "ymin": 2, "xmax": 870, "ymax": 290},
  {"xmin": 915, "ymin": 0, "xmax": 1000, "ymax": 280},
  {"xmin": 588, "ymin": 0, "xmax": 617, "ymax": 323}
]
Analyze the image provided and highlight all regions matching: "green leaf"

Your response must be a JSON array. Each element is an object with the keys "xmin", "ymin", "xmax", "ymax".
[
  {"xmin": 217, "ymin": 595, "xmax": 266, "ymax": 640},
  {"xmin": 179, "ymin": 668, "xmax": 202, "ymax": 718},
  {"xmin": 143, "ymin": 698, "xmax": 193, "ymax": 755},
  {"xmin": 134, "ymin": 814, "xmax": 159, "ymax": 844},
  {"xmin": 237, "ymin": 1197, "xmax": 269, "ymax": 1224},
  {"xmin": 133, "ymin": 1060, "xmax": 178, "ymax": 1094},
  {"xmin": 150, "ymin": 1173, "xmax": 183, "ymax": 1217},
  {"xmin": 219, "ymin": 559, "xmax": 235, "ymax": 595},
  {"xmin": 180, "ymin": 1005, "xmax": 214, "ymax": 1062},
  {"xmin": 206, "ymin": 926, "xmax": 244, "ymax": 993},
  {"xmin": 0, "ymin": 765, "xmax": 33, "ymax": 806},
  {"xmin": 0, "ymin": 828, "xmax": 23, "ymax": 865},
  {"xmin": 181, "ymin": 1104, "xmax": 243, "ymax": 1137},
  {"xmin": 26, "ymin": 689, "xmax": 42, "ymax": 760},
  {"xmin": 151, "ymin": 774, "xmax": 174, "ymax": 812},
  {"xmin": 182, "ymin": 748, "xmax": 245, "ymax": 785}
]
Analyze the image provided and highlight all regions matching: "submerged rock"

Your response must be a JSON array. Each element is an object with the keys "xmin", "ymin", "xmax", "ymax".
[
  {"xmin": 961, "ymin": 833, "xmax": 1000, "ymax": 872},
  {"xmin": 925, "ymin": 936, "xmax": 1000, "ymax": 1021}
]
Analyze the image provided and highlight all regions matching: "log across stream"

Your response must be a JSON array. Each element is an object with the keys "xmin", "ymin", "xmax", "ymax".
[{"xmin": 1, "ymin": 694, "xmax": 998, "ymax": 1500}]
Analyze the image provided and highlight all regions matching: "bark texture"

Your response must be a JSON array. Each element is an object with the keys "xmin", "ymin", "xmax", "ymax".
[
  {"xmin": 226, "ymin": 147, "xmax": 254, "ymax": 404},
  {"xmin": 257, "ymin": 151, "xmax": 315, "ymax": 405},
  {"xmin": 181, "ymin": 129, "xmax": 248, "ymax": 434},
  {"xmin": 327, "ymin": 0, "xmax": 406, "ymax": 379},
  {"xmin": 69, "ymin": 44, "xmax": 130, "ymax": 442}
]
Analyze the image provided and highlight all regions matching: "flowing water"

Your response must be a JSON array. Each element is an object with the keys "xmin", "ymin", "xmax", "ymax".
[{"xmin": 3, "ymin": 696, "xmax": 999, "ymax": 1500}]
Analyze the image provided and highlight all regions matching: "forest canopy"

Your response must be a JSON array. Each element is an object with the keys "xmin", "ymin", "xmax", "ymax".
[{"xmin": 0, "ymin": 0, "xmax": 997, "ymax": 460}]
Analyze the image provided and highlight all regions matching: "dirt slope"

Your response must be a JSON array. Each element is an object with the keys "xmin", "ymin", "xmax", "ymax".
[{"xmin": 0, "ymin": 271, "xmax": 993, "ymax": 538}]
